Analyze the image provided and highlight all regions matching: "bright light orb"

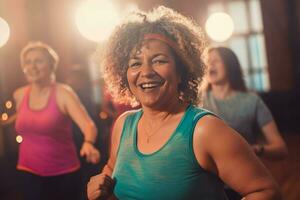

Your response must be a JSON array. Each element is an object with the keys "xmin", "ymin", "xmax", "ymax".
[
  {"xmin": 99, "ymin": 111, "xmax": 108, "ymax": 120},
  {"xmin": 16, "ymin": 135, "xmax": 23, "ymax": 143},
  {"xmin": 5, "ymin": 100, "xmax": 13, "ymax": 109},
  {"xmin": 75, "ymin": 0, "xmax": 120, "ymax": 42},
  {"xmin": 1, "ymin": 113, "xmax": 8, "ymax": 121},
  {"xmin": 0, "ymin": 17, "xmax": 10, "ymax": 48},
  {"xmin": 205, "ymin": 12, "xmax": 234, "ymax": 42}
]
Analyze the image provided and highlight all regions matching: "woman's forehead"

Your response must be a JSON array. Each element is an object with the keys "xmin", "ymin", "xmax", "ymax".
[
  {"xmin": 129, "ymin": 39, "xmax": 172, "ymax": 57},
  {"xmin": 25, "ymin": 49, "xmax": 48, "ymax": 57}
]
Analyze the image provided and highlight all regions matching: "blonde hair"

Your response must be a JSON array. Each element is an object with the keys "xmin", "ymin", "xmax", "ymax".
[
  {"xmin": 20, "ymin": 41, "xmax": 59, "ymax": 72},
  {"xmin": 96, "ymin": 6, "xmax": 207, "ymax": 106}
]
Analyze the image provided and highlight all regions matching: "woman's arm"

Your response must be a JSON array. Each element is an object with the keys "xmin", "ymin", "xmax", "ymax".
[
  {"xmin": 193, "ymin": 115, "xmax": 281, "ymax": 200},
  {"xmin": 2, "ymin": 87, "xmax": 27, "ymax": 126},
  {"xmin": 253, "ymin": 121, "xmax": 288, "ymax": 160},
  {"xmin": 57, "ymin": 84, "xmax": 99, "ymax": 163}
]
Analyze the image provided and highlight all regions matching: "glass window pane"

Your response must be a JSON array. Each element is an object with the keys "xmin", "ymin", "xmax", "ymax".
[
  {"xmin": 228, "ymin": 1, "xmax": 249, "ymax": 34},
  {"xmin": 228, "ymin": 37, "xmax": 249, "ymax": 72},
  {"xmin": 207, "ymin": 2, "xmax": 224, "ymax": 15},
  {"xmin": 249, "ymin": 0, "xmax": 263, "ymax": 31},
  {"xmin": 249, "ymin": 34, "xmax": 267, "ymax": 69},
  {"xmin": 244, "ymin": 73, "xmax": 252, "ymax": 89},
  {"xmin": 247, "ymin": 74, "xmax": 257, "ymax": 90},
  {"xmin": 247, "ymin": 69, "xmax": 269, "ymax": 91},
  {"xmin": 253, "ymin": 72, "xmax": 263, "ymax": 91}
]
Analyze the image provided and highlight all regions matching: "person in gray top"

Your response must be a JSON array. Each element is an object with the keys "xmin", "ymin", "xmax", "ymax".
[
  {"xmin": 204, "ymin": 91, "xmax": 273, "ymax": 145},
  {"xmin": 203, "ymin": 47, "xmax": 288, "ymax": 199}
]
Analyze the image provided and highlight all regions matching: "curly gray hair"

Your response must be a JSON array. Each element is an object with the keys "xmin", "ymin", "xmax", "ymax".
[{"xmin": 97, "ymin": 6, "xmax": 207, "ymax": 106}]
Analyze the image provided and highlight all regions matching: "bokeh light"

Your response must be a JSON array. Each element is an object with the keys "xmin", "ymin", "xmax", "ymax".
[
  {"xmin": 5, "ymin": 100, "xmax": 13, "ymax": 109},
  {"xmin": 205, "ymin": 12, "xmax": 234, "ymax": 42},
  {"xmin": 16, "ymin": 135, "xmax": 23, "ymax": 143},
  {"xmin": 1, "ymin": 113, "xmax": 8, "ymax": 121},
  {"xmin": 99, "ymin": 111, "xmax": 108, "ymax": 119},
  {"xmin": 0, "ymin": 17, "xmax": 10, "ymax": 48},
  {"xmin": 75, "ymin": 0, "xmax": 119, "ymax": 42}
]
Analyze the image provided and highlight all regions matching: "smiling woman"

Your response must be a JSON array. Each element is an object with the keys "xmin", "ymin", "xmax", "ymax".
[
  {"xmin": 126, "ymin": 39, "xmax": 180, "ymax": 110},
  {"xmin": 88, "ymin": 6, "xmax": 281, "ymax": 200},
  {"xmin": 13, "ymin": 41, "xmax": 101, "ymax": 200}
]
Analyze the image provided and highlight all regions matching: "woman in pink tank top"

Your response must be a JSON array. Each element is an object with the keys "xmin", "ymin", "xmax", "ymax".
[{"xmin": 13, "ymin": 41, "xmax": 100, "ymax": 200}]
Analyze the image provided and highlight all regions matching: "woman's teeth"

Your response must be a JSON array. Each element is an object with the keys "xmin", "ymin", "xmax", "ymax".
[{"xmin": 140, "ymin": 82, "xmax": 160, "ymax": 89}]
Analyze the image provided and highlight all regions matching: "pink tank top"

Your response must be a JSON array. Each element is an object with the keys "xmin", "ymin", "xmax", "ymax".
[{"xmin": 15, "ymin": 85, "xmax": 80, "ymax": 176}]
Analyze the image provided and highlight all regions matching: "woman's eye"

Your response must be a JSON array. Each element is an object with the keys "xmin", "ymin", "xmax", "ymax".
[
  {"xmin": 153, "ymin": 59, "xmax": 167, "ymax": 64},
  {"xmin": 129, "ymin": 62, "xmax": 141, "ymax": 68}
]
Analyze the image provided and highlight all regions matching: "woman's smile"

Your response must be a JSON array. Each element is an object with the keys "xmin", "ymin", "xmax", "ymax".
[{"xmin": 127, "ymin": 39, "xmax": 181, "ymax": 108}]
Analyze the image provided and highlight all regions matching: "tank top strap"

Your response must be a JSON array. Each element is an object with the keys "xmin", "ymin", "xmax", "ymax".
[
  {"xmin": 182, "ymin": 106, "xmax": 217, "ymax": 168},
  {"xmin": 18, "ymin": 86, "xmax": 31, "ymax": 110},
  {"xmin": 191, "ymin": 107, "xmax": 215, "ymax": 125},
  {"xmin": 47, "ymin": 83, "xmax": 57, "ymax": 106},
  {"xmin": 175, "ymin": 105, "xmax": 214, "ymax": 134},
  {"xmin": 117, "ymin": 109, "xmax": 142, "ymax": 155}
]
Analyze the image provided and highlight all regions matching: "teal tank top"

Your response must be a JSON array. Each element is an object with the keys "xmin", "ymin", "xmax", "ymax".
[{"xmin": 112, "ymin": 105, "xmax": 226, "ymax": 200}]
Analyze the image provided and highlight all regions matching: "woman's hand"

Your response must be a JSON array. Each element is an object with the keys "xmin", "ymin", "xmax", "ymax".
[
  {"xmin": 80, "ymin": 142, "xmax": 101, "ymax": 164},
  {"xmin": 252, "ymin": 144, "xmax": 264, "ymax": 157},
  {"xmin": 87, "ymin": 173, "xmax": 115, "ymax": 200}
]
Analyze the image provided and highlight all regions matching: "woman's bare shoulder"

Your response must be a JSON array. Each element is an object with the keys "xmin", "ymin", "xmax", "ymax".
[
  {"xmin": 114, "ymin": 109, "xmax": 140, "ymax": 132},
  {"xmin": 194, "ymin": 114, "xmax": 245, "ymax": 150},
  {"xmin": 13, "ymin": 85, "xmax": 28, "ymax": 102},
  {"xmin": 55, "ymin": 83, "xmax": 74, "ymax": 95}
]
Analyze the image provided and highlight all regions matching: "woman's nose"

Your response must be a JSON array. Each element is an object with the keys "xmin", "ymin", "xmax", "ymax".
[
  {"xmin": 140, "ymin": 63, "xmax": 156, "ymax": 77},
  {"xmin": 26, "ymin": 61, "xmax": 36, "ymax": 68}
]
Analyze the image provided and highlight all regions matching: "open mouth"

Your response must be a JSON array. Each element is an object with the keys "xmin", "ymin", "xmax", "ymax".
[
  {"xmin": 209, "ymin": 69, "xmax": 217, "ymax": 76},
  {"xmin": 139, "ymin": 81, "xmax": 164, "ymax": 90}
]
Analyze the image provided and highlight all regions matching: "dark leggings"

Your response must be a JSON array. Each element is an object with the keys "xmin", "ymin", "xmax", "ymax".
[{"xmin": 19, "ymin": 170, "xmax": 81, "ymax": 200}]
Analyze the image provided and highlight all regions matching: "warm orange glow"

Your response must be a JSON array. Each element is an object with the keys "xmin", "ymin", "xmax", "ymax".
[
  {"xmin": 16, "ymin": 135, "xmax": 23, "ymax": 143},
  {"xmin": 99, "ymin": 111, "xmax": 108, "ymax": 119},
  {"xmin": 0, "ymin": 17, "xmax": 10, "ymax": 48},
  {"xmin": 1, "ymin": 113, "xmax": 8, "ymax": 121},
  {"xmin": 5, "ymin": 100, "xmax": 13, "ymax": 109},
  {"xmin": 75, "ymin": 0, "xmax": 120, "ymax": 42},
  {"xmin": 124, "ymin": 3, "xmax": 139, "ymax": 14}
]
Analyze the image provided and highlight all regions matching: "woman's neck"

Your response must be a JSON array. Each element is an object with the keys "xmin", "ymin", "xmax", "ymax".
[
  {"xmin": 31, "ymin": 79, "xmax": 54, "ymax": 93},
  {"xmin": 141, "ymin": 100, "xmax": 187, "ymax": 125},
  {"xmin": 211, "ymin": 83, "xmax": 234, "ymax": 100}
]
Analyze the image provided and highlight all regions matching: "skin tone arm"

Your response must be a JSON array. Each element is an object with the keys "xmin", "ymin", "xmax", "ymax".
[
  {"xmin": 252, "ymin": 121, "xmax": 288, "ymax": 160},
  {"xmin": 57, "ymin": 84, "xmax": 100, "ymax": 164},
  {"xmin": 87, "ymin": 111, "xmax": 129, "ymax": 200},
  {"xmin": 194, "ymin": 115, "xmax": 281, "ymax": 200},
  {"xmin": 2, "ymin": 87, "xmax": 28, "ymax": 126}
]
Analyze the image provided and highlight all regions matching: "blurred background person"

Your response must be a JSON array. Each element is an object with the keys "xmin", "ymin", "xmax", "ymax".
[
  {"xmin": 203, "ymin": 46, "xmax": 288, "ymax": 200},
  {"xmin": 13, "ymin": 41, "xmax": 100, "ymax": 200}
]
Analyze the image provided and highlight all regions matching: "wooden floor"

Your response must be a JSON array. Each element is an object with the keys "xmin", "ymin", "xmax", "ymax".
[{"xmin": 262, "ymin": 133, "xmax": 300, "ymax": 200}]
